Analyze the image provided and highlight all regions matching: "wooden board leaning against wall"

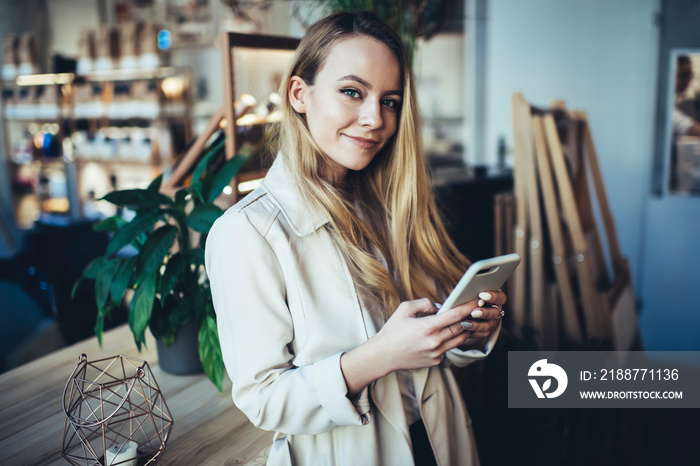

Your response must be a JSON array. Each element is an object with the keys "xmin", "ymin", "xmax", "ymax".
[{"xmin": 498, "ymin": 93, "xmax": 642, "ymax": 351}]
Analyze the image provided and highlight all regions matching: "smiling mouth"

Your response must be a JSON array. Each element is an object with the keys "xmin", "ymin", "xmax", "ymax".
[{"xmin": 343, "ymin": 134, "xmax": 379, "ymax": 150}]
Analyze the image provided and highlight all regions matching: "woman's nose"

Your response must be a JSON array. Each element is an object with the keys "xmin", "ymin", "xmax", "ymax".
[{"xmin": 358, "ymin": 100, "xmax": 383, "ymax": 129}]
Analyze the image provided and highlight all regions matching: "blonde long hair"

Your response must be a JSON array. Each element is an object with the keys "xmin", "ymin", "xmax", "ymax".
[{"xmin": 277, "ymin": 12, "xmax": 468, "ymax": 319}]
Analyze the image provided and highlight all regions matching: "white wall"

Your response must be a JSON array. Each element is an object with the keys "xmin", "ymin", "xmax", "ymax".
[
  {"xmin": 416, "ymin": 33, "xmax": 464, "ymax": 120},
  {"xmin": 484, "ymin": 0, "xmax": 660, "ymax": 298},
  {"xmin": 46, "ymin": 0, "xmax": 101, "ymax": 57}
]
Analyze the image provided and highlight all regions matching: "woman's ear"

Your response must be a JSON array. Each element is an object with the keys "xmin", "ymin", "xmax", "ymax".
[{"xmin": 289, "ymin": 76, "xmax": 307, "ymax": 114}]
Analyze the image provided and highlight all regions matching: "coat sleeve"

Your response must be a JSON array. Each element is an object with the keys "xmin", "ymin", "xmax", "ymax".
[
  {"xmin": 443, "ymin": 320, "xmax": 501, "ymax": 367},
  {"xmin": 205, "ymin": 210, "xmax": 370, "ymax": 434}
]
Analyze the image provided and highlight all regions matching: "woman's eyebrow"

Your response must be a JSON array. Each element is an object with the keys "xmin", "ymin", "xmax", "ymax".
[{"xmin": 338, "ymin": 74, "xmax": 402, "ymax": 96}]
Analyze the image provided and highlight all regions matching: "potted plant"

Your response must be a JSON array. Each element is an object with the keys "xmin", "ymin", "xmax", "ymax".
[{"xmin": 74, "ymin": 138, "xmax": 248, "ymax": 391}]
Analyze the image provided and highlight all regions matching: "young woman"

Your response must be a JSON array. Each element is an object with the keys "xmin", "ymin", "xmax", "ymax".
[{"xmin": 205, "ymin": 11, "xmax": 506, "ymax": 466}]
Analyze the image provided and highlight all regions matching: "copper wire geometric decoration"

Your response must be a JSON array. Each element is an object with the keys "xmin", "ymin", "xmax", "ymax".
[{"xmin": 61, "ymin": 354, "xmax": 174, "ymax": 466}]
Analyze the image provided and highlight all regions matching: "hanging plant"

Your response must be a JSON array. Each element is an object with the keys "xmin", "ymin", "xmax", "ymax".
[
  {"xmin": 219, "ymin": 0, "xmax": 451, "ymax": 62},
  {"xmin": 292, "ymin": 0, "xmax": 451, "ymax": 62}
]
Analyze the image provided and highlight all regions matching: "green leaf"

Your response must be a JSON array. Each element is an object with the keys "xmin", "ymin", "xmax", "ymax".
[
  {"xmin": 148, "ymin": 173, "xmax": 163, "ymax": 192},
  {"xmin": 111, "ymin": 256, "xmax": 137, "ymax": 305},
  {"xmin": 190, "ymin": 283, "xmax": 206, "ymax": 322},
  {"xmin": 100, "ymin": 188, "xmax": 173, "ymax": 209},
  {"xmin": 132, "ymin": 231, "xmax": 148, "ymax": 251},
  {"xmin": 94, "ymin": 312, "xmax": 104, "ymax": 347},
  {"xmin": 160, "ymin": 252, "xmax": 184, "ymax": 298},
  {"xmin": 94, "ymin": 302, "xmax": 114, "ymax": 347},
  {"xmin": 150, "ymin": 295, "xmax": 177, "ymax": 345},
  {"xmin": 105, "ymin": 209, "xmax": 166, "ymax": 257},
  {"xmin": 191, "ymin": 181, "xmax": 204, "ymax": 204},
  {"xmin": 199, "ymin": 315, "xmax": 224, "ymax": 392},
  {"xmin": 199, "ymin": 169, "xmax": 214, "ymax": 201},
  {"xmin": 135, "ymin": 225, "xmax": 177, "ymax": 282},
  {"xmin": 83, "ymin": 257, "xmax": 107, "ymax": 279},
  {"xmin": 148, "ymin": 297, "xmax": 166, "ymax": 340},
  {"xmin": 95, "ymin": 259, "xmax": 121, "ymax": 311},
  {"xmin": 174, "ymin": 188, "xmax": 190, "ymax": 208},
  {"xmin": 168, "ymin": 295, "xmax": 194, "ymax": 328},
  {"xmin": 93, "ymin": 215, "xmax": 128, "ymax": 233},
  {"xmin": 192, "ymin": 135, "xmax": 226, "ymax": 184},
  {"xmin": 129, "ymin": 272, "xmax": 157, "ymax": 350},
  {"xmin": 71, "ymin": 276, "xmax": 84, "ymax": 300},
  {"xmin": 187, "ymin": 204, "xmax": 224, "ymax": 233},
  {"xmin": 207, "ymin": 150, "xmax": 250, "ymax": 203}
]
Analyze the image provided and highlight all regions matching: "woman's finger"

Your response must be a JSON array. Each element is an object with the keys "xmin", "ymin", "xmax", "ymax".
[
  {"xmin": 461, "ymin": 317, "xmax": 497, "ymax": 333},
  {"xmin": 469, "ymin": 304, "xmax": 504, "ymax": 321},
  {"xmin": 430, "ymin": 302, "xmax": 478, "ymax": 329},
  {"xmin": 444, "ymin": 321, "xmax": 467, "ymax": 340},
  {"xmin": 438, "ymin": 309, "xmax": 503, "ymax": 352},
  {"xmin": 440, "ymin": 325, "xmax": 473, "ymax": 352},
  {"xmin": 477, "ymin": 290, "xmax": 507, "ymax": 306},
  {"xmin": 397, "ymin": 298, "xmax": 439, "ymax": 318},
  {"xmin": 464, "ymin": 325, "xmax": 496, "ymax": 339},
  {"xmin": 441, "ymin": 318, "xmax": 498, "ymax": 350}
]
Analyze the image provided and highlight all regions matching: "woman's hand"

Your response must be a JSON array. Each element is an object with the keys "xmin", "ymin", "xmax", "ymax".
[
  {"xmin": 376, "ymin": 290, "xmax": 507, "ymax": 369},
  {"xmin": 372, "ymin": 298, "xmax": 474, "ymax": 372},
  {"xmin": 340, "ymin": 291, "xmax": 506, "ymax": 396},
  {"xmin": 457, "ymin": 290, "xmax": 507, "ymax": 348},
  {"xmin": 461, "ymin": 290, "xmax": 507, "ymax": 339}
]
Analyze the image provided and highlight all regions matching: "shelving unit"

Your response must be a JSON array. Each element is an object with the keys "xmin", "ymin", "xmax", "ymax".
[
  {"xmin": 164, "ymin": 32, "xmax": 299, "ymax": 206},
  {"xmin": 2, "ymin": 67, "xmax": 193, "ymax": 229}
]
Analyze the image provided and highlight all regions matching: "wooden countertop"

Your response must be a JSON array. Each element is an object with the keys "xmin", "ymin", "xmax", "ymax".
[{"xmin": 0, "ymin": 324, "xmax": 271, "ymax": 465}]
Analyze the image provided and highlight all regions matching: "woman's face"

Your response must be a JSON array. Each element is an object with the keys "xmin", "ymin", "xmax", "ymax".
[{"xmin": 290, "ymin": 35, "xmax": 402, "ymax": 181}]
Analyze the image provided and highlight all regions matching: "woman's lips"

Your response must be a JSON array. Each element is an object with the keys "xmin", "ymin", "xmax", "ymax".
[{"xmin": 343, "ymin": 134, "xmax": 379, "ymax": 150}]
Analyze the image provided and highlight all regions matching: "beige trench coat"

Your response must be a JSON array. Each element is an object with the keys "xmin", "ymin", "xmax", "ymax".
[{"xmin": 205, "ymin": 157, "xmax": 500, "ymax": 466}]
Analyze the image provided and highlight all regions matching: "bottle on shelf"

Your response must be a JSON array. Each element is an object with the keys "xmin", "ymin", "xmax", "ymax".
[
  {"xmin": 36, "ymin": 85, "xmax": 60, "ymax": 120},
  {"xmin": 76, "ymin": 29, "xmax": 96, "ymax": 75},
  {"xmin": 15, "ymin": 86, "xmax": 36, "ymax": 120},
  {"xmin": 17, "ymin": 33, "xmax": 39, "ymax": 76},
  {"xmin": 139, "ymin": 21, "xmax": 161, "ymax": 69},
  {"xmin": 3, "ymin": 84, "xmax": 17, "ymax": 119},
  {"xmin": 94, "ymin": 25, "xmax": 119, "ymax": 71},
  {"xmin": 107, "ymin": 82, "xmax": 131, "ymax": 119},
  {"xmin": 119, "ymin": 22, "xmax": 141, "ymax": 70},
  {"xmin": 2, "ymin": 34, "xmax": 19, "ymax": 81}
]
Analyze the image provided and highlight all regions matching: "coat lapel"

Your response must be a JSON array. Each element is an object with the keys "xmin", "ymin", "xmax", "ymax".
[{"xmin": 262, "ymin": 156, "xmax": 329, "ymax": 237}]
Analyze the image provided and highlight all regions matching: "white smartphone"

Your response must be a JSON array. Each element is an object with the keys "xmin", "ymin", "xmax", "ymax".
[{"xmin": 436, "ymin": 253, "xmax": 521, "ymax": 314}]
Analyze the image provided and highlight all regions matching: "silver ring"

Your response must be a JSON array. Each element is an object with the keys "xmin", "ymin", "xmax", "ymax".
[{"xmin": 492, "ymin": 304, "xmax": 504, "ymax": 319}]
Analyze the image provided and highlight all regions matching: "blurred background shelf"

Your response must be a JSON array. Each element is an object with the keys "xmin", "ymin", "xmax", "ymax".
[{"xmin": 2, "ymin": 67, "xmax": 193, "ymax": 230}]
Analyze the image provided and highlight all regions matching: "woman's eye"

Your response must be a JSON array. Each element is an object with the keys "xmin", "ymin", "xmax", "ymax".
[
  {"xmin": 382, "ymin": 99, "xmax": 400, "ymax": 110},
  {"xmin": 341, "ymin": 88, "xmax": 360, "ymax": 99}
]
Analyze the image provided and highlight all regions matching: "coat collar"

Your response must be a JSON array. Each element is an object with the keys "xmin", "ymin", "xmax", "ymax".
[{"xmin": 262, "ymin": 155, "xmax": 330, "ymax": 237}]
